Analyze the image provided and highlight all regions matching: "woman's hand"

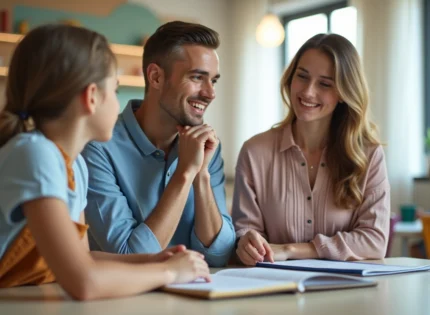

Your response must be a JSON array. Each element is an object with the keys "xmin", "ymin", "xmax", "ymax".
[
  {"xmin": 236, "ymin": 230, "xmax": 274, "ymax": 266},
  {"xmin": 163, "ymin": 250, "xmax": 211, "ymax": 284},
  {"xmin": 148, "ymin": 245, "xmax": 187, "ymax": 263}
]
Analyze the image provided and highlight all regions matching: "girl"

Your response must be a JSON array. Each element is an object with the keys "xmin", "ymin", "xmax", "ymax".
[
  {"xmin": 233, "ymin": 33, "xmax": 390, "ymax": 265},
  {"xmin": 0, "ymin": 24, "xmax": 210, "ymax": 300}
]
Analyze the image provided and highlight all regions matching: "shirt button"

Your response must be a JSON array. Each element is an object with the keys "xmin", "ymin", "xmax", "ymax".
[
  {"xmin": 321, "ymin": 163, "xmax": 326, "ymax": 167},
  {"xmin": 301, "ymin": 162, "xmax": 306, "ymax": 166},
  {"xmin": 307, "ymin": 219, "xmax": 312, "ymax": 224},
  {"xmin": 167, "ymin": 171, "xmax": 170, "ymax": 177},
  {"xmin": 307, "ymin": 196, "xmax": 311, "ymax": 201},
  {"xmin": 155, "ymin": 151, "xmax": 160, "ymax": 156}
]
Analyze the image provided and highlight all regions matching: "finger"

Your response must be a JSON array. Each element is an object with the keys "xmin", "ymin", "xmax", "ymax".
[
  {"xmin": 236, "ymin": 248, "xmax": 258, "ymax": 266},
  {"xmin": 263, "ymin": 242, "xmax": 274, "ymax": 263},
  {"xmin": 244, "ymin": 243, "xmax": 264, "ymax": 262},
  {"xmin": 181, "ymin": 124, "xmax": 205, "ymax": 136},
  {"xmin": 187, "ymin": 250, "xmax": 205, "ymax": 259},
  {"xmin": 170, "ymin": 245, "xmax": 186, "ymax": 253},
  {"xmin": 189, "ymin": 126, "xmax": 214, "ymax": 139},
  {"xmin": 248, "ymin": 233, "xmax": 266, "ymax": 256}
]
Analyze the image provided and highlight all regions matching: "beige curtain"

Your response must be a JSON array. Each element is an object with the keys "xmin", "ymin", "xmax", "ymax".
[
  {"xmin": 351, "ymin": 0, "xmax": 424, "ymax": 211},
  {"xmin": 226, "ymin": 0, "xmax": 284, "ymax": 175}
]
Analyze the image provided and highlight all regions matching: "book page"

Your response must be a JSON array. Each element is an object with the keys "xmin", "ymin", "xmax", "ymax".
[
  {"xmin": 216, "ymin": 267, "xmax": 319, "ymax": 283},
  {"xmin": 215, "ymin": 267, "xmax": 374, "ymax": 292},
  {"xmin": 164, "ymin": 274, "xmax": 296, "ymax": 293}
]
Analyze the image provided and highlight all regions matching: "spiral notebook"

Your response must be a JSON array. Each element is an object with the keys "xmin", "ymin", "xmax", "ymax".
[{"xmin": 163, "ymin": 267, "xmax": 376, "ymax": 299}]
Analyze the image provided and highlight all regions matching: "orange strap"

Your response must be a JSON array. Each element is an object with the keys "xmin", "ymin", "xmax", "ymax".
[{"xmin": 0, "ymin": 144, "xmax": 86, "ymax": 288}]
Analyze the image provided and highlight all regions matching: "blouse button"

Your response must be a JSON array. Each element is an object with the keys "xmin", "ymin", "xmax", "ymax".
[
  {"xmin": 307, "ymin": 219, "xmax": 312, "ymax": 224},
  {"xmin": 307, "ymin": 196, "xmax": 311, "ymax": 201},
  {"xmin": 321, "ymin": 162, "xmax": 326, "ymax": 167},
  {"xmin": 301, "ymin": 162, "xmax": 306, "ymax": 166}
]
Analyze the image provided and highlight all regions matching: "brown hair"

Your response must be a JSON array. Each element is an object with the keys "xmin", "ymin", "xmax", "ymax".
[
  {"xmin": 0, "ymin": 24, "xmax": 116, "ymax": 147},
  {"xmin": 277, "ymin": 33, "xmax": 380, "ymax": 209},
  {"xmin": 143, "ymin": 21, "xmax": 219, "ymax": 93}
]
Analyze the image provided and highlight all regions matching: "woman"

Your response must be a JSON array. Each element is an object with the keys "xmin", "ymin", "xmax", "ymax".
[{"xmin": 232, "ymin": 33, "xmax": 390, "ymax": 265}]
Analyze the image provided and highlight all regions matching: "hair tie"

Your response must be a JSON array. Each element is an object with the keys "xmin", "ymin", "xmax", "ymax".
[{"xmin": 16, "ymin": 111, "xmax": 30, "ymax": 121}]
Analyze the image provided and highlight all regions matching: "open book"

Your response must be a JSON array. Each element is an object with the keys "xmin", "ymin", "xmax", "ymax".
[
  {"xmin": 256, "ymin": 259, "xmax": 430, "ymax": 276},
  {"xmin": 163, "ymin": 267, "xmax": 376, "ymax": 299}
]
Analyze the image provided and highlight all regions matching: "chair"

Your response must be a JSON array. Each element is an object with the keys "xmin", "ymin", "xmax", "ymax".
[
  {"xmin": 421, "ymin": 215, "xmax": 430, "ymax": 258},
  {"xmin": 386, "ymin": 214, "xmax": 400, "ymax": 257}
]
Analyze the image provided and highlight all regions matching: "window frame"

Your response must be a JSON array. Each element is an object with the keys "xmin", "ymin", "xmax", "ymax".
[{"xmin": 280, "ymin": 0, "xmax": 348, "ymax": 67}]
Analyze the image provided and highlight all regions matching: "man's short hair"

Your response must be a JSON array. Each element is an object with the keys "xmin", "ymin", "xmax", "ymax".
[{"xmin": 142, "ymin": 21, "xmax": 220, "ymax": 92}]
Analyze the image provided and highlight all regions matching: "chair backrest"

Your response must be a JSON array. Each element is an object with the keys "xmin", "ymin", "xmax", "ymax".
[
  {"xmin": 386, "ymin": 214, "xmax": 400, "ymax": 257},
  {"xmin": 421, "ymin": 216, "xmax": 430, "ymax": 258}
]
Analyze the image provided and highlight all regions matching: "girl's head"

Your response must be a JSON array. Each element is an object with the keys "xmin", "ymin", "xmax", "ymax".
[
  {"xmin": 279, "ymin": 33, "xmax": 379, "ymax": 209},
  {"xmin": 0, "ymin": 24, "xmax": 119, "ymax": 147}
]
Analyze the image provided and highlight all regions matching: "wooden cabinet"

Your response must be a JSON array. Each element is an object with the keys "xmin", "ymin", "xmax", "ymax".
[{"xmin": 0, "ymin": 32, "xmax": 145, "ymax": 107}]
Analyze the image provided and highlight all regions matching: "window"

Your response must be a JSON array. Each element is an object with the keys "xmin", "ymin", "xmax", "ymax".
[{"xmin": 282, "ymin": 1, "xmax": 357, "ymax": 66}]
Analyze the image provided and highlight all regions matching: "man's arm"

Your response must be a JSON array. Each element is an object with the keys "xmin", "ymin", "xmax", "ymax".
[
  {"xmin": 191, "ymin": 140, "xmax": 236, "ymax": 267},
  {"xmin": 83, "ymin": 142, "xmax": 194, "ymax": 253}
]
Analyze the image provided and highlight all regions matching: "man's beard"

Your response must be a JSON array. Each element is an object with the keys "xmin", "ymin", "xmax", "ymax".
[{"xmin": 160, "ymin": 101, "xmax": 203, "ymax": 127}]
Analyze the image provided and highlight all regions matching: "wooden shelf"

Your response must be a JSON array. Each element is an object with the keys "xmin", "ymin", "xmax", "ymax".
[
  {"xmin": 0, "ymin": 66, "xmax": 143, "ymax": 87},
  {"xmin": 0, "ymin": 66, "xmax": 7, "ymax": 76},
  {"xmin": 0, "ymin": 32, "xmax": 22, "ymax": 43},
  {"xmin": 0, "ymin": 32, "xmax": 144, "ymax": 57},
  {"xmin": 0, "ymin": 32, "xmax": 145, "ymax": 88},
  {"xmin": 111, "ymin": 44, "xmax": 143, "ymax": 57},
  {"xmin": 118, "ymin": 74, "xmax": 145, "ymax": 87}
]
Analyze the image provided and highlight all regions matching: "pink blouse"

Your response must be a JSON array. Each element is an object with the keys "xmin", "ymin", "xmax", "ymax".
[{"xmin": 232, "ymin": 124, "xmax": 390, "ymax": 261}]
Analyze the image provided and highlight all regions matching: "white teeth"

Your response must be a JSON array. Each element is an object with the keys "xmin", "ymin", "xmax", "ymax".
[
  {"xmin": 301, "ymin": 100, "xmax": 318, "ymax": 107},
  {"xmin": 190, "ymin": 102, "xmax": 205, "ymax": 110}
]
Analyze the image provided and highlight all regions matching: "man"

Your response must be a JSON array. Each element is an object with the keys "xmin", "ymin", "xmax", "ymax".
[{"xmin": 82, "ymin": 21, "xmax": 235, "ymax": 267}]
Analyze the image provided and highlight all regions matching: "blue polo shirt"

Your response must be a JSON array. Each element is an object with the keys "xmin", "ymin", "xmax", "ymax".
[{"xmin": 82, "ymin": 100, "xmax": 235, "ymax": 267}]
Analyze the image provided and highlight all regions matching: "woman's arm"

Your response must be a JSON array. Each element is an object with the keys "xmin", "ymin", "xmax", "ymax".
[{"xmin": 24, "ymin": 198, "xmax": 210, "ymax": 301}]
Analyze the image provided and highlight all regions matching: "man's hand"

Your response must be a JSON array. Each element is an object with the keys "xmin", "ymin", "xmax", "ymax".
[{"xmin": 176, "ymin": 124, "xmax": 216, "ymax": 177}]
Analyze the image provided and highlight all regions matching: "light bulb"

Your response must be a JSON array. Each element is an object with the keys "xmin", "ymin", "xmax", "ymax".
[{"xmin": 256, "ymin": 13, "xmax": 285, "ymax": 47}]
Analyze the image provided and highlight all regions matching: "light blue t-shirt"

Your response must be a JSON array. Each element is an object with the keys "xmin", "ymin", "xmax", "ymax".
[{"xmin": 0, "ymin": 131, "xmax": 88, "ymax": 258}]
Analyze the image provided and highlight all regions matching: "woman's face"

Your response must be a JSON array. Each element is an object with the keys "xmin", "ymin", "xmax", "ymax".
[{"xmin": 290, "ymin": 48, "xmax": 341, "ymax": 125}]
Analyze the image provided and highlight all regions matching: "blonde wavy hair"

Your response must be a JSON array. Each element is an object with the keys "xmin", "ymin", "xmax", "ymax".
[{"xmin": 277, "ymin": 33, "xmax": 380, "ymax": 209}]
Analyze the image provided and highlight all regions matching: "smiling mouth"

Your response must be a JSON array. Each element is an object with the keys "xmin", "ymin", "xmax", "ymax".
[
  {"xmin": 188, "ymin": 101, "xmax": 208, "ymax": 115},
  {"xmin": 300, "ymin": 98, "xmax": 320, "ymax": 108}
]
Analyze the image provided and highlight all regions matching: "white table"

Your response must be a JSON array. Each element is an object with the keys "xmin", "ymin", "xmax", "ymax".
[
  {"xmin": 0, "ymin": 258, "xmax": 429, "ymax": 315},
  {"xmin": 394, "ymin": 220, "xmax": 423, "ymax": 256}
]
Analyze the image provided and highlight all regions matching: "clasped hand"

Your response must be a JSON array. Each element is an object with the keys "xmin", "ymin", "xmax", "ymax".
[{"xmin": 176, "ymin": 124, "xmax": 219, "ymax": 176}]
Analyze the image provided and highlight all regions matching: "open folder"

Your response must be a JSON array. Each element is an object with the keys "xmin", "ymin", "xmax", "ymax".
[
  {"xmin": 256, "ymin": 259, "xmax": 430, "ymax": 276},
  {"xmin": 163, "ymin": 267, "xmax": 376, "ymax": 299}
]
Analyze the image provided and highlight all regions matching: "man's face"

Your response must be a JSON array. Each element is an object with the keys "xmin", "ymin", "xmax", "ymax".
[{"xmin": 159, "ymin": 45, "xmax": 220, "ymax": 127}]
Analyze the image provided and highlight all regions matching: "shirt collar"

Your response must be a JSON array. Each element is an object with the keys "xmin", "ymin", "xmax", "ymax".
[
  {"xmin": 122, "ymin": 99, "xmax": 158, "ymax": 156},
  {"xmin": 279, "ymin": 123, "xmax": 298, "ymax": 152}
]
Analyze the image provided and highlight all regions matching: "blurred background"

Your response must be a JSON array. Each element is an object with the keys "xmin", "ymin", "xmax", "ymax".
[{"xmin": 0, "ymin": 0, "xmax": 428, "ymax": 257}]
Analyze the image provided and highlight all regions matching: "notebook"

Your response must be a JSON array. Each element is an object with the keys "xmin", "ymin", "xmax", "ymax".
[
  {"xmin": 162, "ymin": 267, "xmax": 376, "ymax": 299},
  {"xmin": 256, "ymin": 259, "xmax": 430, "ymax": 276}
]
